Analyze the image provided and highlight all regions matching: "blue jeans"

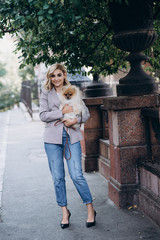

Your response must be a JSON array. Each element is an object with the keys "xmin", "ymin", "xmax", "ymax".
[{"xmin": 44, "ymin": 128, "xmax": 93, "ymax": 206}]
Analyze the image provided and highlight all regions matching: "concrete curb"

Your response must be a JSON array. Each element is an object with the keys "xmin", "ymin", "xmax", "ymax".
[
  {"xmin": 19, "ymin": 102, "xmax": 32, "ymax": 122},
  {"xmin": 0, "ymin": 111, "xmax": 10, "ymax": 210},
  {"xmin": 19, "ymin": 102, "xmax": 40, "ymax": 122}
]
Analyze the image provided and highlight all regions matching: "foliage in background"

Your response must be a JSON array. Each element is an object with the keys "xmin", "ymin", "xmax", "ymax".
[
  {"xmin": 0, "ymin": 0, "xmax": 159, "ymax": 77},
  {"xmin": 19, "ymin": 65, "xmax": 35, "ymax": 81},
  {"xmin": 19, "ymin": 65, "xmax": 38, "ymax": 100},
  {"xmin": 0, "ymin": 62, "xmax": 20, "ymax": 111},
  {"xmin": 0, "ymin": 62, "xmax": 7, "ymax": 77},
  {"xmin": 0, "ymin": 86, "xmax": 20, "ymax": 111}
]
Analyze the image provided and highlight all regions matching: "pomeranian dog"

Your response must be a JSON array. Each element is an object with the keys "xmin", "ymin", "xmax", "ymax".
[{"xmin": 59, "ymin": 85, "xmax": 85, "ymax": 129}]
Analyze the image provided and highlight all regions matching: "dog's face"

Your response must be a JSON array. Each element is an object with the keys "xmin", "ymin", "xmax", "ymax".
[{"xmin": 61, "ymin": 85, "xmax": 77, "ymax": 100}]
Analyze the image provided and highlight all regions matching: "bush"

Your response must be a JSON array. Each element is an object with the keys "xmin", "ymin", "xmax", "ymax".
[{"xmin": 0, "ymin": 88, "xmax": 20, "ymax": 111}]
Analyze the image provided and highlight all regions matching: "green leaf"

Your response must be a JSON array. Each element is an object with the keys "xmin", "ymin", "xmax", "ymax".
[
  {"xmin": 19, "ymin": 64, "xmax": 25, "ymax": 69},
  {"xmin": 20, "ymin": 18, "xmax": 26, "ymax": 24},
  {"xmin": 46, "ymin": 14, "xmax": 53, "ymax": 20},
  {"xmin": 38, "ymin": 15, "xmax": 44, "ymax": 22},
  {"xmin": 15, "ymin": 14, "xmax": 21, "ymax": 20},
  {"xmin": 43, "ymin": 3, "xmax": 49, "ymax": 10},
  {"xmin": 48, "ymin": 9, "xmax": 53, "ymax": 14},
  {"xmin": 37, "ymin": 10, "xmax": 45, "ymax": 15}
]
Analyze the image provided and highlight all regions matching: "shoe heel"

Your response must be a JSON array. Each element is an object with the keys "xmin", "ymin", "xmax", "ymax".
[
  {"xmin": 60, "ymin": 210, "xmax": 71, "ymax": 229},
  {"xmin": 86, "ymin": 210, "xmax": 96, "ymax": 228}
]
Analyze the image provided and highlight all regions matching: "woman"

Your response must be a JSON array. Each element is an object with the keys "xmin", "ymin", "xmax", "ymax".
[{"xmin": 39, "ymin": 63, "xmax": 96, "ymax": 229}]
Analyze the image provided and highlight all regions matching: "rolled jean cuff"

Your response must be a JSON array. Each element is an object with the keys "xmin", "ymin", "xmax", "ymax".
[
  {"xmin": 83, "ymin": 200, "xmax": 93, "ymax": 205},
  {"xmin": 58, "ymin": 203, "xmax": 68, "ymax": 207}
]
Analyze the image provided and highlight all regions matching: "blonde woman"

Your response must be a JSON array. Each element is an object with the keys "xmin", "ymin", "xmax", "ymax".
[{"xmin": 39, "ymin": 63, "xmax": 96, "ymax": 229}]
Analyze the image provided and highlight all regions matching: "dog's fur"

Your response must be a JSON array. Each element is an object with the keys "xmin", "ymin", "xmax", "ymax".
[{"xmin": 59, "ymin": 85, "xmax": 85, "ymax": 129}]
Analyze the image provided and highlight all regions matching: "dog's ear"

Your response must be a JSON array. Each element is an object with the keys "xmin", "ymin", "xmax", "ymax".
[
  {"xmin": 69, "ymin": 86, "xmax": 76, "ymax": 95},
  {"xmin": 73, "ymin": 85, "xmax": 79, "ymax": 91},
  {"xmin": 72, "ymin": 85, "xmax": 82, "ymax": 96},
  {"xmin": 72, "ymin": 85, "xmax": 80, "ymax": 92}
]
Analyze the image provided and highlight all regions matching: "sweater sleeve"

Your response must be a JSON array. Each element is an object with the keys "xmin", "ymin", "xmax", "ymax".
[
  {"xmin": 77, "ymin": 100, "xmax": 90, "ymax": 124},
  {"xmin": 39, "ymin": 89, "xmax": 63, "ymax": 122}
]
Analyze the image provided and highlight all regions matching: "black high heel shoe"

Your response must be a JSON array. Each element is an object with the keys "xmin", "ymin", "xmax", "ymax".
[
  {"xmin": 86, "ymin": 210, "xmax": 96, "ymax": 228},
  {"xmin": 60, "ymin": 210, "xmax": 71, "ymax": 229}
]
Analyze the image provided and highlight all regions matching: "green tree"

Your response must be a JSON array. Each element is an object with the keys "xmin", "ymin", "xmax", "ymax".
[
  {"xmin": 0, "ymin": 62, "xmax": 6, "ymax": 78},
  {"xmin": 19, "ymin": 65, "xmax": 35, "ymax": 81},
  {"xmin": 0, "ymin": 62, "xmax": 7, "ymax": 89},
  {"xmin": 0, "ymin": 0, "xmax": 159, "ymax": 76},
  {"xmin": 0, "ymin": 61, "xmax": 20, "ymax": 111},
  {"xmin": 0, "ymin": 87, "xmax": 20, "ymax": 111}
]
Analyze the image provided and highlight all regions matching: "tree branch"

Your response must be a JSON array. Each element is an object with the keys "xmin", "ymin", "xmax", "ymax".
[
  {"xmin": 154, "ymin": 2, "xmax": 160, "ymax": 19},
  {"xmin": 0, "ymin": 23, "xmax": 23, "ymax": 34},
  {"xmin": 82, "ymin": 27, "xmax": 112, "ymax": 60}
]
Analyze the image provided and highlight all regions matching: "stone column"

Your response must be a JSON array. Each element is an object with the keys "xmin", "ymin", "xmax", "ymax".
[
  {"xmin": 81, "ymin": 97, "xmax": 106, "ymax": 172},
  {"xmin": 103, "ymin": 94, "xmax": 160, "ymax": 208}
]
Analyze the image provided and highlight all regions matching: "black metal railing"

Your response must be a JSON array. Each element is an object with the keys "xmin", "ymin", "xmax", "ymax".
[
  {"xmin": 100, "ymin": 105, "xmax": 109, "ymax": 140},
  {"xmin": 21, "ymin": 81, "xmax": 32, "ymax": 117},
  {"xmin": 21, "ymin": 81, "xmax": 39, "ymax": 118}
]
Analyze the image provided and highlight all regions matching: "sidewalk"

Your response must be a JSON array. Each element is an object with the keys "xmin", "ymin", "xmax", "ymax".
[{"xmin": 0, "ymin": 107, "xmax": 160, "ymax": 240}]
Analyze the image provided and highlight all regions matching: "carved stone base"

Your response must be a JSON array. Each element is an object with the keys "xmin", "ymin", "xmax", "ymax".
[
  {"xmin": 82, "ymin": 154, "xmax": 98, "ymax": 172},
  {"xmin": 84, "ymin": 81, "xmax": 113, "ymax": 98},
  {"xmin": 109, "ymin": 177, "xmax": 139, "ymax": 208}
]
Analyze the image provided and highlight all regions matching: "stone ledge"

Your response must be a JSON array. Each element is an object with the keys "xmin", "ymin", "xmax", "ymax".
[
  {"xmin": 83, "ymin": 96, "xmax": 110, "ymax": 106},
  {"xmin": 103, "ymin": 94, "xmax": 159, "ymax": 111},
  {"xmin": 99, "ymin": 139, "xmax": 110, "ymax": 145},
  {"xmin": 140, "ymin": 161, "xmax": 160, "ymax": 178}
]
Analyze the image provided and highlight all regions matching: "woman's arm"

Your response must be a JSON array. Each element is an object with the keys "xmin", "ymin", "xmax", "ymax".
[
  {"xmin": 63, "ymin": 118, "xmax": 78, "ymax": 128},
  {"xmin": 63, "ymin": 101, "xmax": 90, "ymax": 128},
  {"xmin": 76, "ymin": 101, "xmax": 90, "ymax": 124},
  {"xmin": 39, "ymin": 90, "xmax": 63, "ymax": 122},
  {"xmin": 39, "ymin": 90, "xmax": 73, "ymax": 122}
]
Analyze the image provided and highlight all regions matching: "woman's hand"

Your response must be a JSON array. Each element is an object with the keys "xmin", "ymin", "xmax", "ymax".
[
  {"xmin": 62, "ymin": 118, "xmax": 78, "ymax": 128},
  {"xmin": 62, "ymin": 104, "xmax": 73, "ymax": 114}
]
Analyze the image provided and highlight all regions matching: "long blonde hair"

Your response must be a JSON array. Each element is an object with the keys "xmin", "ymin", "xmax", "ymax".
[{"xmin": 44, "ymin": 63, "xmax": 70, "ymax": 91}]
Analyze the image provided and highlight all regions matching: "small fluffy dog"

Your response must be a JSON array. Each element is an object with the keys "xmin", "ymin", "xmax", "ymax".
[{"xmin": 59, "ymin": 85, "xmax": 85, "ymax": 129}]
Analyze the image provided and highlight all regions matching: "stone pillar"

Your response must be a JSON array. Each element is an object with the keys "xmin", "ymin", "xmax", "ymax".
[
  {"xmin": 81, "ymin": 97, "xmax": 106, "ymax": 172},
  {"xmin": 103, "ymin": 94, "xmax": 160, "ymax": 208}
]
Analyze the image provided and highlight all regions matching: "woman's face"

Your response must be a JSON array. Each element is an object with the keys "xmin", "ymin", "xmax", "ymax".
[{"xmin": 50, "ymin": 69, "xmax": 66, "ymax": 90}]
